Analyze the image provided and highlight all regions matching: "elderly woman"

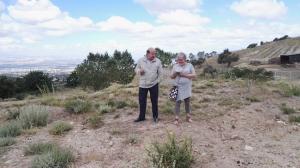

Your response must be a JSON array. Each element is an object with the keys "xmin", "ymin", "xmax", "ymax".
[{"xmin": 170, "ymin": 53, "xmax": 196, "ymax": 125}]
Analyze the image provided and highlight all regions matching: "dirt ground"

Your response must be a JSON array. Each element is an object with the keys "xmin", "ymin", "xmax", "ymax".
[{"xmin": 1, "ymin": 76, "xmax": 300, "ymax": 168}]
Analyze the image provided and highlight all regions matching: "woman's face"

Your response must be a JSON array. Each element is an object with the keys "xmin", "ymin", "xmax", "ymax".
[{"xmin": 177, "ymin": 56, "xmax": 186, "ymax": 66}]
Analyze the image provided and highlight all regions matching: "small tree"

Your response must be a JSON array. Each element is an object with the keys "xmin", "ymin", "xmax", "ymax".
[
  {"xmin": 155, "ymin": 48, "xmax": 176, "ymax": 67},
  {"xmin": 74, "ymin": 50, "xmax": 135, "ymax": 90},
  {"xmin": 0, "ymin": 76, "xmax": 17, "ymax": 99},
  {"xmin": 23, "ymin": 71, "xmax": 53, "ymax": 92},
  {"xmin": 217, "ymin": 49, "xmax": 239, "ymax": 67},
  {"xmin": 66, "ymin": 71, "xmax": 80, "ymax": 88}
]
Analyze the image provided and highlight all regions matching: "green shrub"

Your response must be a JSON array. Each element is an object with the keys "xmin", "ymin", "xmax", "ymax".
[
  {"xmin": 289, "ymin": 116, "xmax": 300, "ymax": 123},
  {"xmin": 225, "ymin": 68, "xmax": 273, "ymax": 81},
  {"xmin": 0, "ymin": 137, "xmax": 16, "ymax": 147},
  {"xmin": 161, "ymin": 102, "xmax": 173, "ymax": 114},
  {"xmin": 64, "ymin": 99, "xmax": 92, "ymax": 114},
  {"xmin": 97, "ymin": 104, "xmax": 114, "ymax": 114},
  {"xmin": 24, "ymin": 142, "xmax": 57, "ymax": 156},
  {"xmin": 87, "ymin": 114, "xmax": 104, "ymax": 129},
  {"xmin": 25, "ymin": 142, "xmax": 75, "ymax": 168},
  {"xmin": 280, "ymin": 104, "xmax": 296, "ymax": 114},
  {"xmin": 246, "ymin": 96, "xmax": 260, "ymax": 102},
  {"xmin": 18, "ymin": 105, "xmax": 49, "ymax": 129},
  {"xmin": 0, "ymin": 121, "xmax": 22, "ymax": 137},
  {"xmin": 49, "ymin": 121, "xmax": 73, "ymax": 135},
  {"xmin": 5, "ymin": 108, "xmax": 20, "ymax": 120},
  {"xmin": 280, "ymin": 84, "xmax": 300, "ymax": 97},
  {"xmin": 107, "ymin": 99, "xmax": 128, "ymax": 109},
  {"xmin": 30, "ymin": 145, "xmax": 74, "ymax": 168},
  {"xmin": 147, "ymin": 133, "xmax": 193, "ymax": 168}
]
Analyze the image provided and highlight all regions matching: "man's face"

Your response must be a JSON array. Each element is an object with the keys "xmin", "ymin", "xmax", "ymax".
[{"xmin": 147, "ymin": 50, "xmax": 156, "ymax": 61}]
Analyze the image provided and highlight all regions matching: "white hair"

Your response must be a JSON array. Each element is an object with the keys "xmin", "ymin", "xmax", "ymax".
[{"xmin": 176, "ymin": 52, "xmax": 187, "ymax": 60}]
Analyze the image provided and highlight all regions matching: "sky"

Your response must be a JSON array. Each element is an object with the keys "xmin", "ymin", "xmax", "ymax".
[{"xmin": 0, "ymin": 0, "xmax": 300, "ymax": 61}]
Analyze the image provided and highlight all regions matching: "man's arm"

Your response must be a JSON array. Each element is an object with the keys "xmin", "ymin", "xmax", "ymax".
[
  {"xmin": 157, "ymin": 60, "xmax": 163, "ymax": 82},
  {"xmin": 135, "ymin": 59, "xmax": 144, "ymax": 75}
]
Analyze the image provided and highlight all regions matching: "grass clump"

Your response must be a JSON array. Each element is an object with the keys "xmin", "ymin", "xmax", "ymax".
[
  {"xmin": 5, "ymin": 108, "xmax": 20, "ymax": 120},
  {"xmin": 288, "ymin": 116, "xmax": 300, "ymax": 123},
  {"xmin": 97, "ymin": 104, "xmax": 114, "ymax": 114},
  {"xmin": 49, "ymin": 121, "xmax": 73, "ymax": 135},
  {"xmin": 108, "ymin": 99, "xmax": 128, "ymax": 109},
  {"xmin": 26, "ymin": 143, "xmax": 75, "ymax": 168},
  {"xmin": 161, "ymin": 101, "xmax": 173, "ymax": 114},
  {"xmin": 246, "ymin": 96, "xmax": 261, "ymax": 102},
  {"xmin": 18, "ymin": 105, "xmax": 49, "ymax": 129},
  {"xmin": 24, "ymin": 142, "xmax": 57, "ymax": 156},
  {"xmin": 87, "ymin": 114, "xmax": 104, "ymax": 129},
  {"xmin": 280, "ymin": 84, "xmax": 300, "ymax": 97},
  {"xmin": 0, "ymin": 121, "xmax": 22, "ymax": 137},
  {"xmin": 280, "ymin": 104, "xmax": 296, "ymax": 114},
  {"xmin": 0, "ymin": 137, "xmax": 16, "ymax": 147},
  {"xmin": 147, "ymin": 132, "xmax": 193, "ymax": 168},
  {"xmin": 64, "ymin": 99, "xmax": 92, "ymax": 114}
]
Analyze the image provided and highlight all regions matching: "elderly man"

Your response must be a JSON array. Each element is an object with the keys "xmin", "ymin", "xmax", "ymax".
[{"xmin": 134, "ymin": 48, "xmax": 163, "ymax": 123}]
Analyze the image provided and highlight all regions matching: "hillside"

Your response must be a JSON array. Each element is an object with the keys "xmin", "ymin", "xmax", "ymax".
[
  {"xmin": 236, "ymin": 37, "xmax": 300, "ymax": 63},
  {"xmin": 206, "ymin": 37, "xmax": 300, "ymax": 68},
  {"xmin": 0, "ymin": 72, "xmax": 300, "ymax": 168}
]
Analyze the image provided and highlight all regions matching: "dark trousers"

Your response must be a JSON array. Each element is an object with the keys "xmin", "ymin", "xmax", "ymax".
[{"xmin": 138, "ymin": 84, "xmax": 159, "ymax": 120}]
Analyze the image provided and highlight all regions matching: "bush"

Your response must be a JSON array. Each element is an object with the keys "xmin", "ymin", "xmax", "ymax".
[
  {"xmin": 107, "ymin": 99, "xmax": 128, "ymax": 109},
  {"xmin": 0, "ymin": 121, "xmax": 22, "ymax": 137},
  {"xmin": 289, "ymin": 116, "xmax": 300, "ymax": 123},
  {"xmin": 31, "ymin": 147, "xmax": 74, "ymax": 168},
  {"xmin": 0, "ymin": 137, "xmax": 16, "ymax": 147},
  {"xmin": 65, "ymin": 71, "xmax": 80, "ymax": 88},
  {"xmin": 5, "ymin": 108, "xmax": 20, "ymax": 120},
  {"xmin": 0, "ymin": 76, "xmax": 17, "ymax": 99},
  {"xmin": 246, "ymin": 96, "xmax": 260, "ymax": 102},
  {"xmin": 87, "ymin": 114, "xmax": 104, "ymax": 129},
  {"xmin": 49, "ymin": 121, "xmax": 73, "ymax": 135},
  {"xmin": 27, "ymin": 143, "xmax": 75, "ymax": 168},
  {"xmin": 280, "ymin": 104, "xmax": 296, "ymax": 114},
  {"xmin": 225, "ymin": 68, "xmax": 273, "ymax": 81},
  {"xmin": 97, "ymin": 104, "xmax": 114, "ymax": 114},
  {"xmin": 74, "ymin": 50, "xmax": 135, "ymax": 90},
  {"xmin": 23, "ymin": 71, "xmax": 53, "ymax": 92},
  {"xmin": 147, "ymin": 133, "xmax": 193, "ymax": 168},
  {"xmin": 247, "ymin": 43, "xmax": 257, "ymax": 49},
  {"xmin": 24, "ymin": 142, "xmax": 57, "ymax": 156},
  {"xmin": 280, "ymin": 84, "xmax": 300, "ymax": 97},
  {"xmin": 218, "ymin": 49, "xmax": 239, "ymax": 67},
  {"xmin": 64, "ymin": 99, "xmax": 92, "ymax": 114},
  {"xmin": 18, "ymin": 105, "xmax": 49, "ymax": 129}
]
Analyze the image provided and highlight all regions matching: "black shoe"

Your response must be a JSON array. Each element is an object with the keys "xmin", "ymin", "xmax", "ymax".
[
  {"xmin": 134, "ymin": 118, "xmax": 145, "ymax": 122},
  {"xmin": 153, "ymin": 118, "xmax": 158, "ymax": 123}
]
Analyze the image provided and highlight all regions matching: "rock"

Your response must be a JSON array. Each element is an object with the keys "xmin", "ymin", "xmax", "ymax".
[
  {"xmin": 277, "ymin": 120, "xmax": 287, "ymax": 125},
  {"xmin": 109, "ymin": 141, "xmax": 114, "ymax": 146},
  {"xmin": 245, "ymin": 145, "xmax": 254, "ymax": 151}
]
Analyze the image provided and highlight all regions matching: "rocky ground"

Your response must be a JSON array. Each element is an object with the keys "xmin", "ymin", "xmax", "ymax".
[{"xmin": 1, "ymin": 74, "xmax": 300, "ymax": 168}]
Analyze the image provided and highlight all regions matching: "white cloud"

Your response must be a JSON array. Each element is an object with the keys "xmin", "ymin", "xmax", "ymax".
[
  {"xmin": 157, "ymin": 9, "xmax": 210, "ymax": 26},
  {"xmin": 135, "ymin": 0, "xmax": 200, "ymax": 14},
  {"xmin": 0, "ymin": 0, "xmax": 95, "ymax": 46},
  {"xmin": 97, "ymin": 16, "xmax": 153, "ymax": 33},
  {"xmin": 231, "ymin": 0, "xmax": 287, "ymax": 19},
  {"xmin": 7, "ymin": 0, "xmax": 61, "ymax": 24}
]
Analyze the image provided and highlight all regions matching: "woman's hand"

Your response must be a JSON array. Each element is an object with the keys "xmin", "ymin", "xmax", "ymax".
[{"xmin": 180, "ymin": 72, "xmax": 196, "ymax": 79}]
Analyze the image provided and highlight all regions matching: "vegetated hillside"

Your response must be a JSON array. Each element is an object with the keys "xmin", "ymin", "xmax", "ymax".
[
  {"xmin": 236, "ymin": 37, "xmax": 300, "ymax": 63},
  {"xmin": 0, "ymin": 71, "xmax": 300, "ymax": 168},
  {"xmin": 206, "ymin": 37, "xmax": 300, "ymax": 68}
]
